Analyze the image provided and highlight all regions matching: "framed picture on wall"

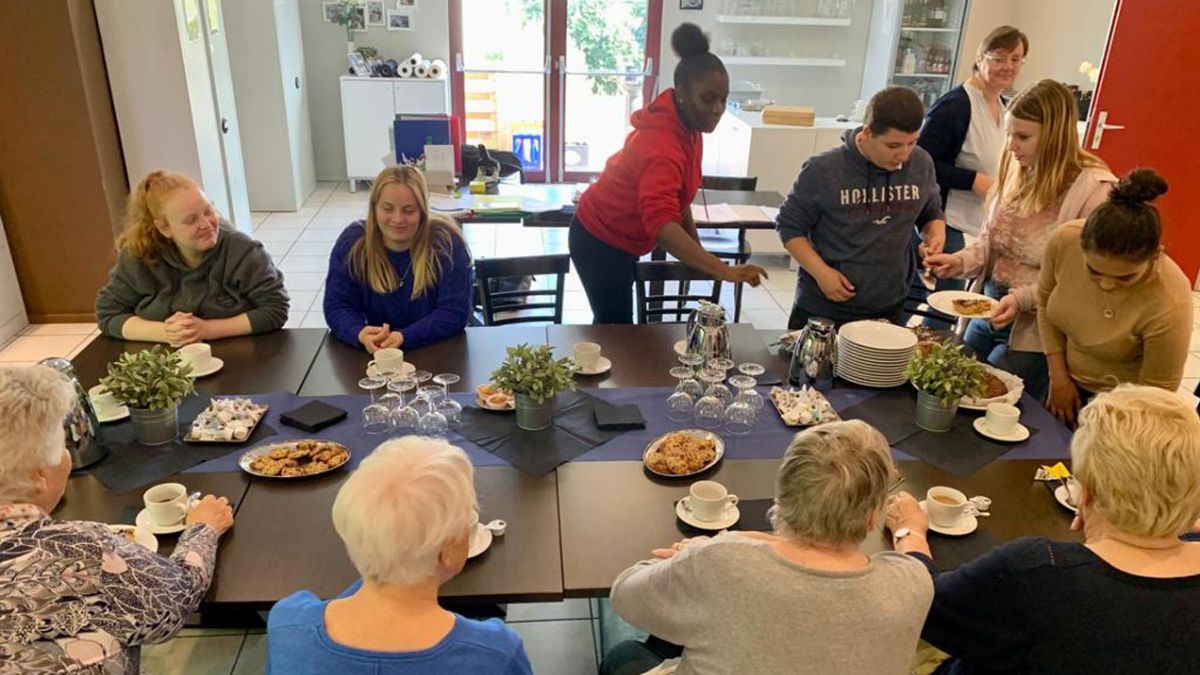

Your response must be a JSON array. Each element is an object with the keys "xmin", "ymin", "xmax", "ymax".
[
  {"xmin": 349, "ymin": 5, "xmax": 367, "ymax": 32},
  {"xmin": 397, "ymin": 0, "xmax": 416, "ymax": 7},
  {"xmin": 322, "ymin": 2, "xmax": 338, "ymax": 22},
  {"xmin": 386, "ymin": 10, "xmax": 413, "ymax": 31},
  {"xmin": 366, "ymin": 1, "xmax": 386, "ymax": 26},
  {"xmin": 348, "ymin": 52, "xmax": 372, "ymax": 76},
  {"xmin": 680, "ymin": 0, "xmax": 703, "ymax": 8}
]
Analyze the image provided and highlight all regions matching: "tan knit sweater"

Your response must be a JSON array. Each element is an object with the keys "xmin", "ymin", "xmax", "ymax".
[{"xmin": 1037, "ymin": 221, "xmax": 1194, "ymax": 392}]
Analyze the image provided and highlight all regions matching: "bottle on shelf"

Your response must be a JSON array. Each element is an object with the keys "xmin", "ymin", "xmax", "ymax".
[{"xmin": 929, "ymin": 0, "xmax": 948, "ymax": 28}]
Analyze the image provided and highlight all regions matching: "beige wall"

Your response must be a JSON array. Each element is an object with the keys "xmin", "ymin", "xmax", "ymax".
[{"xmin": 299, "ymin": 0, "xmax": 450, "ymax": 181}]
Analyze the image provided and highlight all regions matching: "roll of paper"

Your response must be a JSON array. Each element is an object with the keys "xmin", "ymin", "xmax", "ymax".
[
  {"xmin": 428, "ymin": 59, "xmax": 447, "ymax": 79},
  {"xmin": 406, "ymin": 52, "xmax": 423, "ymax": 67},
  {"xmin": 398, "ymin": 63, "xmax": 414, "ymax": 78},
  {"xmin": 415, "ymin": 59, "xmax": 432, "ymax": 78}
]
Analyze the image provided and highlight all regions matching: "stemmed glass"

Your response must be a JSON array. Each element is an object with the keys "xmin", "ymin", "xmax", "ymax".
[
  {"xmin": 723, "ymin": 396, "xmax": 756, "ymax": 436},
  {"xmin": 698, "ymin": 368, "xmax": 732, "ymax": 407},
  {"xmin": 416, "ymin": 386, "xmax": 448, "ymax": 436},
  {"xmin": 359, "ymin": 374, "xmax": 389, "ymax": 434},
  {"xmin": 694, "ymin": 391, "xmax": 724, "ymax": 430},
  {"xmin": 388, "ymin": 375, "xmax": 420, "ymax": 433},
  {"xmin": 737, "ymin": 362, "xmax": 766, "ymax": 378},
  {"xmin": 432, "ymin": 373, "xmax": 462, "ymax": 428},
  {"xmin": 358, "ymin": 375, "xmax": 386, "ymax": 402},
  {"xmin": 729, "ymin": 374, "xmax": 765, "ymax": 412},
  {"xmin": 676, "ymin": 352, "xmax": 705, "ymax": 400},
  {"xmin": 667, "ymin": 367, "xmax": 696, "ymax": 423},
  {"xmin": 708, "ymin": 357, "xmax": 736, "ymax": 376}
]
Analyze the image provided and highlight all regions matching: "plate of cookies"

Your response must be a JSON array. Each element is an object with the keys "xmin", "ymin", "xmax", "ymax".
[
  {"xmin": 642, "ymin": 430, "xmax": 724, "ymax": 478},
  {"xmin": 239, "ymin": 439, "xmax": 351, "ymax": 479}
]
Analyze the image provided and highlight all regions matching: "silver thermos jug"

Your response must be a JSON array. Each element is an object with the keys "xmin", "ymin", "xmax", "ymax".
[{"xmin": 38, "ymin": 357, "xmax": 108, "ymax": 470}]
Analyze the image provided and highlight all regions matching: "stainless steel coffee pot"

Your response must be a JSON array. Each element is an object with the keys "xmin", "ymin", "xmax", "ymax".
[
  {"xmin": 38, "ymin": 358, "xmax": 108, "ymax": 470},
  {"xmin": 789, "ymin": 317, "xmax": 837, "ymax": 391}
]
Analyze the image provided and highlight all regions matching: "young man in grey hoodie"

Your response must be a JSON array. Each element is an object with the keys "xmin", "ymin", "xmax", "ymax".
[{"xmin": 776, "ymin": 87, "xmax": 946, "ymax": 328}]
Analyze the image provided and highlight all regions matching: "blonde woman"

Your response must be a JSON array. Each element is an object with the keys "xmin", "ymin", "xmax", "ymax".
[
  {"xmin": 925, "ymin": 80, "xmax": 1115, "ymax": 401},
  {"xmin": 95, "ymin": 170, "xmax": 289, "ymax": 346},
  {"xmin": 324, "ymin": 166, "xmax": 472, "ymax": 353},
  {"xmin": 887, "ymin": 385, "xmax": 1200, "ymax": 675}
]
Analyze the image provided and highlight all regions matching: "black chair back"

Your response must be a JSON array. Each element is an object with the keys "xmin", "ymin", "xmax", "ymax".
[
  {"xmin": 474, "ymin": 254, "xmax": 570, "ymax": 326},
  {"xmin": 635, "ymin": 261, "xmax": 724, "ymax": 324},
  {"xmin": 702, "ymin": 175, "xmax": 759, "ymax": 191}
]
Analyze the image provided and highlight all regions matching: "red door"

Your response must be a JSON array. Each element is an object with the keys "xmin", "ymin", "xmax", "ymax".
[{"xmin": 1085, "ymin": 0, "xmax": 1200, "ymax": 285}]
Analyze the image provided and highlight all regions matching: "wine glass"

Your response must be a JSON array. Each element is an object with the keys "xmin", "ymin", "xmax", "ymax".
[
  {"xmin": 416, "ymin": 386, "xmax": 447, "ymax": 436},
  {"xmin": 358, "ymin": 375, "xmax": 386, "ymax": 402},
  {"xmin": 724, "ymin": 397, "xmax": 756, "ymax": 436},
  {"xmin": 694, "ymin": 393, "xmax": 724, "ymax": 430},
  {"xmin": 699, "ymin": 368, "xmax": 732, "ymax": 407},
  {"xmin": 388, "ymin": 376, "xmax": 420, "ymax": 432},
  {"xmin": 436, "ymin": 396, "xmax": 463, "ymax": 428},
  {"xmin": 737, "ymin": 362, "xmax": 766, "ymax": 378},
  {"xmin": 708, "ymin": 357, "xmax": 736, "ymax": 375},
  {"xmin": 433, "ymin": 373, "xmax": 460, "ymax": 396},
  {"xmin": 362, "ymin": 402, "xmax": 391, "ymax": 434},
  {"xmin": 412, "ymin": 370, "xmax": 433, "ymax": 387},
  {"xmin": 729, "ymin": 374, "xmax": 765, "ymax": 412}
]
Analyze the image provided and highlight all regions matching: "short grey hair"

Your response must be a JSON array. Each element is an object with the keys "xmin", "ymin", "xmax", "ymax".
[
  {"xmin": 0, "ymin": 366, "xmax": 75, "ymax": 503},
  {"xmin": 332, "ymin": 436, "xmax": 477, "ymax": 586},
  {"xmin": 770, "ymin": 420, "xmax": 894, "ymax": 547}
]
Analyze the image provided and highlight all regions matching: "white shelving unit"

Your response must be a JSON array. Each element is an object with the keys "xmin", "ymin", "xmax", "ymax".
[
  {"xmin": 721, "ymin": 56, "xmax": 847, "ymax": 67},
  {"xmin": 340, "ymin": 77, "xmax": 452, "ymax": 191},
  {"xmin": 715, "ymin": 14, "xmax": 851, "ymax": 26}
]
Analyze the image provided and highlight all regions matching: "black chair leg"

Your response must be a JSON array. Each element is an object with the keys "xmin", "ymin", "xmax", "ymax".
[{"xmin": 733, "ymin": 280, "xmax": 744, "ymax": 323}]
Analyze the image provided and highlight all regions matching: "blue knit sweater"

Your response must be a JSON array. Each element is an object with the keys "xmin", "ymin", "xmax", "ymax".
[{"xmin": 323, "ymin": 222, "xmax": 473, "ymax": 350}]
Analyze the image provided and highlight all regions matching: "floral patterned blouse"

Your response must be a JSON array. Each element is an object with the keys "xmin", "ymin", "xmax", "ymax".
[{"xmin": 0, "ymin": 504, "xmax": 219, "ymax": 674}]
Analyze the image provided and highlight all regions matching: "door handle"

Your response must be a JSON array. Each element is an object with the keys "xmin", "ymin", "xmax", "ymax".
[
  {"xmin": 221, "ymin": 118, "xmax": 229, "ymax": 134},
  {"xmin": 1089, "ymin": 110, "xmax": 1125, "ymax": 150},
  {"xmin": 294, "ymin": 76, "xmax": 301, "ymax": 90}
]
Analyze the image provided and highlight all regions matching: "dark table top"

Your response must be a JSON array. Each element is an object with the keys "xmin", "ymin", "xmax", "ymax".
[
  {"xmin": 299, "ymin": 326, "xmax": 549, "ymax": 396},
  {"xmin": 557, "ymin": 458, "xmax": 1078, "ymax": 596},
  {"xmin": 548, "ymin": 323, "xmax": 784, "ymax": 389},
  {"xmin": 210, "ymin": 465, "xmax": 563, "ymax": 607},
  {"xmin": 71, "ymin": 329, "xmax": 328, "ymax": 394}
]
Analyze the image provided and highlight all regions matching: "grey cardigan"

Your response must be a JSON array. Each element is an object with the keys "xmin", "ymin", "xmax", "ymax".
[{"xmin": 95, "ymin": 225, "xmax": 289, "ymax": 337}]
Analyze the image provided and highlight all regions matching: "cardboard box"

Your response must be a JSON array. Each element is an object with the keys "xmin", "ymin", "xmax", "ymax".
[{"xmin": 762, "ymin": 105, "xmax": 816, "ymax": 127}]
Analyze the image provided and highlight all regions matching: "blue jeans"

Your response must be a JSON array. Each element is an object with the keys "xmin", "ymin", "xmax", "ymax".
[
  {"xmin": 963, "ymin": 315, "xmax": 1050, "ymax": 403},
  {"xmin": 919, "ymin": 227, "xmax": 966, "ymax": 328}
]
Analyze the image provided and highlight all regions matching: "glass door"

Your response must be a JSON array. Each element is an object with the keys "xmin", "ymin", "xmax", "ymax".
[{"xmin": 452, "ymin": 0, "xmax": 661, "ymax": 183}]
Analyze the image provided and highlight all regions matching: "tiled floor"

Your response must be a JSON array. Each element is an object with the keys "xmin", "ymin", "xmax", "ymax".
[{"xmin": 2, "ymin": 180, "xmax": 1200, "ymax": 672}]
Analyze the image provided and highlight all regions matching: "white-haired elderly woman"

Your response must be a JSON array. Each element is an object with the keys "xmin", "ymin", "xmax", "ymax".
[
  {"xmin": 887, "ymin": 384, "xmax": 1200, "ymax": 675},
  {"xmin": 266, "ymin": 436, "xmax": 533, "ymax": 674},
  {"xmin": 603, "ymin": 420, "xmax": 933, "ymax": 675},
  {"xmin": 0, "ymin": 365, "xmax": 234, "ymax": 673}
]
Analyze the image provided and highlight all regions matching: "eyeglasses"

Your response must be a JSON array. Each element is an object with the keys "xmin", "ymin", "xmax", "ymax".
[{"xmin": 983, "ymin": 52, "xmax": 1026, "ymax": 66}]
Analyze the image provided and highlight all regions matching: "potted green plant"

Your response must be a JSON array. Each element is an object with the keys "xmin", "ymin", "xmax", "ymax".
[
  {"xmin": 490, "ymin": 343, "xmax": 576, "ymax": 431},
  {"xmin": 906, "ymin": 342, "xmax": 985, "ymax": 432},
  {"xmin": 100, "ymin": 346, "xmax": 196, "ymax": 445}
]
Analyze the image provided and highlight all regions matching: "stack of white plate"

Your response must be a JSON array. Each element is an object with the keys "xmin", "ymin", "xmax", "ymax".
[{"xmin": 836, "ymin": 321, "xmax": 918, "ymax": 388}]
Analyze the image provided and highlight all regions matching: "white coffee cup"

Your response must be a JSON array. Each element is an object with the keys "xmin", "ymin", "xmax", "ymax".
[
  {"xmin": 88, "ymin": 384, "xmax": 119, "ymax": 417},
  {"xmin": 1065, "ymin": 476, "xmax": 1082, "ymax": 507},
  {"xmin": 926, "ymin": 486, "xmax": 968, "ymax": 528},
  {"xmin": 178, "ymin": 343, "xmax": 212, "ymax": 372},
  {"xmin": 686, "ymin": 480, "xmax": 739, "ymax": 522},
  {"xmin": 143, "ymin": 483, "xmax": 190, "ymax": 527},
  {"xmin": 984, "ymin": 402, "xmax": 1020, "ymax": 436},
  {"xmin": 369, "ymin": 347, "xmax": 405, "ymax": 375},
  {"xmin": 574, "ymin": 342, "xmax": 601, "ymax": 371}
]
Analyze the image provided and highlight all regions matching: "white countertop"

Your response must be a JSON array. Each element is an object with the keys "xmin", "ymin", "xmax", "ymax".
[{"xmin": 727, "ymin": 107, "xmax": 859, "ymax": 131}]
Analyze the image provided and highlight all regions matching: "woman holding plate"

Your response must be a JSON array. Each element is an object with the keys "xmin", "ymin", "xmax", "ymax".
[{"xmin": 924, "ymin": 80, "xmax": 1114, "ymax": 402}]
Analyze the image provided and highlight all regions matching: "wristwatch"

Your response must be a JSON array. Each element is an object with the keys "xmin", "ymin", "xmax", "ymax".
[{"xmin": 892, "ymin": 527, "xmax": 913, "ymax": 546}]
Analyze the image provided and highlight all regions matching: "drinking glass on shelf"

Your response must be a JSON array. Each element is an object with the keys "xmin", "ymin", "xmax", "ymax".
[
  {"xmin": 699, "ymin": 368, "xmax": 732, "ymax": 407},
  {"xmin": 694, "ymin": 393, "xmax": 724, "ymax": 430},
  {"xmin": 724, "ymin": 397, "xmax": 756, "ymax": 436},
  {"xmin": 730, "ymin": 374, "xmax": 765, "ymax": 412}
]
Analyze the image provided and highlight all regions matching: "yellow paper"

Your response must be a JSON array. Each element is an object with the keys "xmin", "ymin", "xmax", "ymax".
[{"xmin": 1042, "ymin": 462, "xmax": 1071, "ymax": 479}]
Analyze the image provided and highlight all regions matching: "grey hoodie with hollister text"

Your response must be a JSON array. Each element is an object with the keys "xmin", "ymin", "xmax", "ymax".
[{"xmin": 775, "ymin": 127, "xmax": 943, "ymax": 321}]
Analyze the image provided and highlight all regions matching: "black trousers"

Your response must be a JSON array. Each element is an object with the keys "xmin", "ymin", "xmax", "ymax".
[{"xmin": 569, "ymin": 216, "xmax": 638, "ymax": 324}]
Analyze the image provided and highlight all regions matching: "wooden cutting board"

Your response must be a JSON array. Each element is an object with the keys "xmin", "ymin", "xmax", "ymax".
[{"xmin": 761, "ymin": 105, "xmax": 816, "ymax": 126}]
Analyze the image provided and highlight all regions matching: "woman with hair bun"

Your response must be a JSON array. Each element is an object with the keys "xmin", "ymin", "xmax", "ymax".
[
  {"xmin": 95, "ymin": 170, "xmax": 289, "ymax": 346},
  {"xmin": 1037, "ymin": 168, "xmax": 1193, "ymax": 425},
  {"xmin": 570, "ymin": 23, "xmax": 767, "ymax": 324}
]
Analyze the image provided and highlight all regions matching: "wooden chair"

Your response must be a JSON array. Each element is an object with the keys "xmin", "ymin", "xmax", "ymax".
[
  {"xmin": 698, "ymin": 175, "xmax": 757, "ymax": 322},
  {"xmin": 474, "ymin": 254, "xmax": 570, "ymax": 326},
  {"xmin": 635, "ymin": 261, "xmax": 724, "ymax": 324}
]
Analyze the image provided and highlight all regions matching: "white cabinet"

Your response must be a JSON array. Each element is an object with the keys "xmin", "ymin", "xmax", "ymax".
[
  {"xmin": 95, "ymin": 0, "xmax": 252, "ymax": 233},
  {"xmin": 222, "ymin": 0, "xmax": 316, "ymax": 212},
  {"xmin": 0, "ymin": 215, "xmax": 28, "ymax": 348},
  {"xmin": 340, "ymin": 77, "xmax": 451, "ymax": 190}
]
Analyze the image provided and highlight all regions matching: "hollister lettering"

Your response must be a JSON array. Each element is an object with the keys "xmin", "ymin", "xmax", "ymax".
[{"xmin": 839, "ymin": 184, "xmax": 922, "ymax": 206}]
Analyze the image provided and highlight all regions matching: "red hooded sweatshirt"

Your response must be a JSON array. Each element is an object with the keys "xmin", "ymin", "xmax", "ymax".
[{"xmin": 576, "ymin": 89, "xmax": 702, "ymax": 257}]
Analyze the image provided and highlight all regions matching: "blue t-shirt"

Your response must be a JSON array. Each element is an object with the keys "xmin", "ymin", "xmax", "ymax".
[{"xmin": 267, "ymin": 583, "xmax": 533, "ymax": 675}]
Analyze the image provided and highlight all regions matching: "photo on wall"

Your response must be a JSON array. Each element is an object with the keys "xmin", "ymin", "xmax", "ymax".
[
  {"xmin": 397, "ymin": 0, "xmax": 417, "ymax": 7},
  {"xmin": 366, "ymin": 1, "xmax": 386, "ymax": 26},
  {"xmin": 322, "ymin": 2, "xmax": 338, "ymax": 22},
  {"xmin": 387, "ymin": 10, "xmax": 413, "ymax": 31},
  {"xmin": 680, "ymin": 0, "xmax": 703, "ymax": 8}
]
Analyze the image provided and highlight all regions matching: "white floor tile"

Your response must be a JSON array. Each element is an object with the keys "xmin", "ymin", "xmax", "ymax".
[
  {"xmin": 250, "ymin": 211, "xmax": 270, "ymax": 225},
  {"xmin": 287, "ymin": 242, "xmax": 337, "ymax": 258},
  {"xmin": 1189, "ymin": 328, "xmax": 1200, "ymax": 353},
  {"xmin": 1186, "ymin": 355, "xmax": 1200, "ymax": 379},
  {"xmin": 297, "ymin": 229, "xmax": 342, "ymax": 243},
  {"xmin": 1180, "ymin": 378, "xmax": 1198, "ymax": 396},
  {"xmin": 300, "ymin": 311, "xmax": 328, "ymax": 329},
  {"xmin": 256, "ymin": 218, "xmax": 312, "ymax": 231},
  {"xmin": 67, "ymin": 334, "xmax": 99, "ymax": 359},
  {"xmin": 763, "ymin": 269, "xmax": 796, "ymax": 291},
  {"xmin": 279, "ymin": 256, "xmax": 329, "ymax": 274},
  {"xmin": 286, "ymin": 290, "xmax": 318, "ymax": 312},
  {"xmin": 142, "ymin": 634, "xmax": 244, "ymax": 675},
  {"xmin": 563, "ymin": 311, "xmax": 594, "ymax": 325},
  {"xmin": 284, "ymin": 312, "xmax": 306, "ymax": 329},
  {"xmin": 739, "ymin": 287, "xmax": 783, "ymax": 311},
  {"xmin": 284, "ymin": 272, "xmax": 326, "ymax": 292},
  {"xmin": 22, "ymin": 323, "xmax": 98, "ymax": 336},
  {"xmin": 0, "ymin": 335, "xmax": 90, "ymax": 362},
  {"xmin": 262, "ymin": 241, "xmax": 294, "ymax": 259},
  {"xmin": 253, "ymin": 229, "xmax": 303, "ymax": 244},
  {"xmin": 313, "ymin": 291, "xmax": 325, "ymax": 310},
  {"xmin": 508, "ymin": 620, "xmax": 597, "ymax": 675},
  {"xmin": 508, "ymin": 599, "xmax": 592, "ymax": 622},
  {"xmin": 741, "ymin": 308, "xmax": 788, "ymax": 331}
]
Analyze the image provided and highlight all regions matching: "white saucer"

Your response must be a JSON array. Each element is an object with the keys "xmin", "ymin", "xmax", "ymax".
[
  {"xmin": 108, "ymin": 524, "xmax": 159, "ymax": 553},
  {"xmin": 186, "ymin": 358, "xmax": 224, "ymax": 378},
  {"xmin": 675, "ymin": 498, "xmax": 741, "ymax": 531},
  {"xmin": 575, "ymin": 356, "xmax": 612, "ymax": 376},
  {"xmin": 468, "ymin": 524, "xmax": 493, "ymax": 558},
  {"xmin": 366, "ymin": 362, "xmax": 417, "ymax": 379},
  {"xmin": 919, "ymin": 500, "xmax": 978, "ymax": 536},
  {"xmin": 95, "ymin": 406, "xmax": 130, "ymax": 423},
  {"xmin": 972, "ymin": 417, "xmax": 1030, "ymax": 443},
  {"xmin": 1053, "ymin": 485, "xmax": 1079, "ymax": 513},
  {"xmin": 135, "ymin": 509, "xmax": 190, "ymax": 535}
]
